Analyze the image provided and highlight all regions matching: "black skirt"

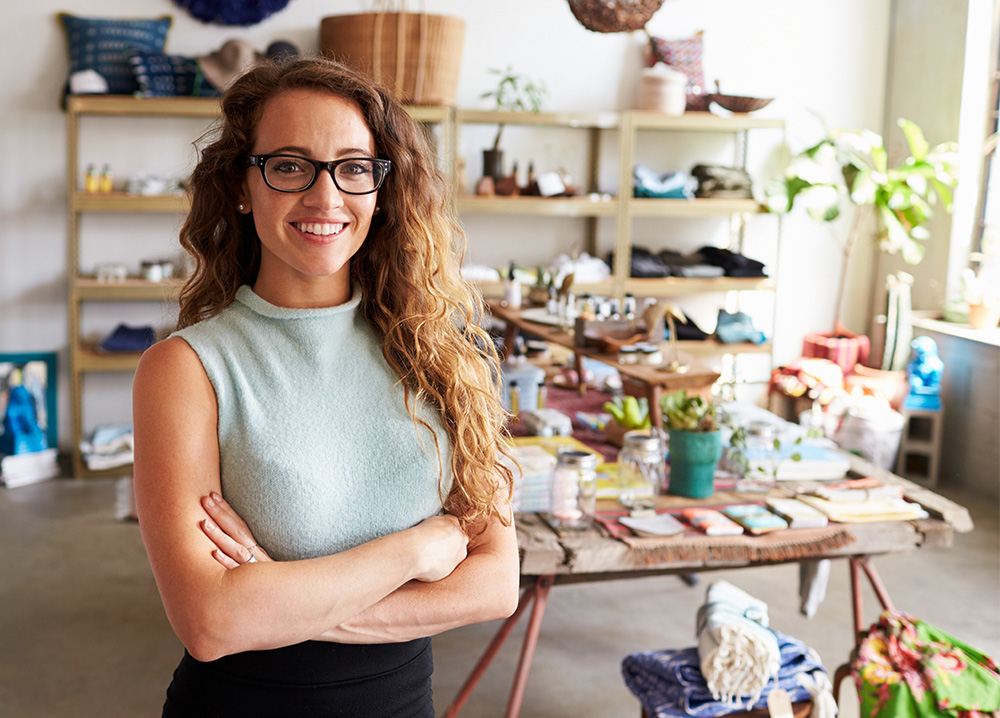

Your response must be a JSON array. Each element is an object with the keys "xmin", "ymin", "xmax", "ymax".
[{"xmin": 162, "ymin": 638, "xmax": 434, "ymax": 717}]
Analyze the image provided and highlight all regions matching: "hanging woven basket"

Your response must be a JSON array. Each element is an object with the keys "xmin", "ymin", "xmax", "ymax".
[{"xmin": 567, "ymin": 0, "xmax": 665, "ymax": 33}]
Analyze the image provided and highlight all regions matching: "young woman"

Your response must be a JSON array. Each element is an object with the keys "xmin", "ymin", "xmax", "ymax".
[{"xmin": 132, "ymin": 57, "xmax": 518, "ymax": 717}]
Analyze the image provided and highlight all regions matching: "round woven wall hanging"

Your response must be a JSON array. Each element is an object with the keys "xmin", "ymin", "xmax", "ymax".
[
  {"xmin": 567, "ymin": 0, "xmax": 665, "ymax": 33},
  {"xmin": 172, "ymin": 0, "xmax": 291, "ymax": 26}
]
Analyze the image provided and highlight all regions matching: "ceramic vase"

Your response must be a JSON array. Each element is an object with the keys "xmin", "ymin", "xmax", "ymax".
[
  {"xmin": 667, "ymin": 429, "xmax": 722, "ymax": 498},
  {"xmin": 482, "ymin": 149, "xmax": 503, "ymax": 182}
]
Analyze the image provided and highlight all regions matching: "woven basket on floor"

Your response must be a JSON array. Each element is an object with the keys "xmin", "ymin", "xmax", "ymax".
[
  {"xmin": 320, "ymin": 11, "xmax": 464, "ymax": 106},
  {"xmin": 567, "ymin": 0, "xmax": 665, "ymax": 33}
]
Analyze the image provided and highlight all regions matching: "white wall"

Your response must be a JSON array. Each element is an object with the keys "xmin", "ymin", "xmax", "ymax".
[{"xmin": 1, "ymin": 0, "xmax": 898, "ymax": 449}]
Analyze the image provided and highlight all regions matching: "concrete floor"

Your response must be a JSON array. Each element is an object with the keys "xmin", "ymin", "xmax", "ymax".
[{"xmin": 1, "ymin": 477, "xmax": 997, "ymax": 717}]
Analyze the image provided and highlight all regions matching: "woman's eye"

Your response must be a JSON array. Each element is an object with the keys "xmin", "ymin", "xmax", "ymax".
[
  {"xmin": 272, "ymin": 159, "xmax": 307, "ymax": 174},
  {"xmin": 341, "ymin": 161, "xmax": 373, "ymax": 176}
]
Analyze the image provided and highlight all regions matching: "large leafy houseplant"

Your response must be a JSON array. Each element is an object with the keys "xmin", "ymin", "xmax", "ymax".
[{"xmin": 765, "ymin": 119, "xmax": 959, "ymax": 335}]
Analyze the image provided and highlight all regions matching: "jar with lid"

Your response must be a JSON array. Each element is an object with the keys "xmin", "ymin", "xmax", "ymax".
[
  {"xmin": 618, "ymin": 430, "xmax": 664, "ymax": 509},
  {"xmin": 638, "ymin": 344, "xmax": 663, "ymax": 365},
  {"xmin": 618, "ymin": 345, "xmax": 639, "ymax": 364},
  {"xmin": 736, "ymin": 420, "xmax": 779, "ymax": 492},
  {"xmin": 547, "ymin": 449, "xmax": 598, "ymax": 529}
]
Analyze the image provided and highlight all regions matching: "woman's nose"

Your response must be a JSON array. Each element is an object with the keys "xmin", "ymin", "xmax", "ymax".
[{"xmin": 302, "ymin": 168, "xmax": 345, "ymax": 209}]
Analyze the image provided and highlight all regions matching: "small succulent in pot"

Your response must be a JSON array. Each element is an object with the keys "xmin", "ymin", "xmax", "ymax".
[{"xmin": 660, "ymin": 390, "xmax": 720, "ymax": 432}]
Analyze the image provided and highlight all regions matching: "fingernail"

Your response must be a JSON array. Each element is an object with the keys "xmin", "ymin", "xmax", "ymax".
[
  {"xmin": 211, "ymin": 492, "xmax": 222, "ymax": 502},
  {"xmin": 204, "ymin": 520, "xmax": 214, "ymax": 530},
  {"xmin": 204, "ymin": 496, "xmax": 215, "ymax": 508}
]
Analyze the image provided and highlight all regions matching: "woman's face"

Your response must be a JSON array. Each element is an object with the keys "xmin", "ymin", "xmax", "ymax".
[{"xmin": 241, "ymin": 88, "xmax": 379, "ymax": 306}]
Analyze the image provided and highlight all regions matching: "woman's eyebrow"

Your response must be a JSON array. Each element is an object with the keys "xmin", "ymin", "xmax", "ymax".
[{"xmin": 262, "ymin": 146, "xmax": 376, "ymax": 158}]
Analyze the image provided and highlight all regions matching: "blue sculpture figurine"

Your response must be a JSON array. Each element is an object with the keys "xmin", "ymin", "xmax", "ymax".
[{"xmin": 903, "ymin": 336, "xmax": 943, "ymax": 411}]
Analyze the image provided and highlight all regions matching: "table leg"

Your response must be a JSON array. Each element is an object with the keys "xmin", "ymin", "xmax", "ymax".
[
  {"xmin": 505, "ymin": 575, "xmax": 554, "ymax": 718},
  {"xmin": 445, "ymin": 575, "xmax": 554, "ymax": 718},
  {"xmin": 836, "ymin": 555, "xmax": 897, "ymax": 707}
]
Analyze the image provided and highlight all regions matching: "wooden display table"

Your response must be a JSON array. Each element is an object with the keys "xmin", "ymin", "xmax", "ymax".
[
  {"xmin": 487, "ymin": 300, "xmax": 720, "ymax": 430},
  {"xmin": 445, "ymin": 451, "xmax": 974, "ymax": 718}
]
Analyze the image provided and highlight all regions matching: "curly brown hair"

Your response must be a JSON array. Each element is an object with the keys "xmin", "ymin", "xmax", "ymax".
[{"xmin": 177, "ymin": 56, "xmax": 512, "ymax": 529}]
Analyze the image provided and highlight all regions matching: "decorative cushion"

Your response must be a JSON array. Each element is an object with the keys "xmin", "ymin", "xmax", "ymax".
[
  {"xmin": 128, "ymin": 51, "xmax": 220, "ymax": 97},
  {"xmin": 58, "ymin": 13, "xmax": 172, "ymax": 96},
  {"xmin": 647, "ymin": 30, "xmax": 708, "ymax": 111}
]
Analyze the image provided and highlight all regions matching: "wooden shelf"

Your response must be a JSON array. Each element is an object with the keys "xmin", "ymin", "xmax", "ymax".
[
  {"xmin": 406, "ymin": 105, "xmax": 454, "ymax": 123},
  {"xmin": 456, "ymin": 109, "xmax": 619, "ymax": 129},
  {"xmin": 628, "ymin": 110, "xmax": 784, "ymax": 132},
  {"xmin": 476, "ymin": 276, "xmax": 774, "ymax": 300},
  {"xmin": 628, "ymin": 197, "xmax": 766, "ymax": 217},
  {"xmin": 66, "ymin": 94, "xmax": 221, "ymax": 118},
  {"xmin": 622, "ymin": 276, "xmax": 775, "ymax": 296},
  {"xmin": 75, "ymin": 346, "xmax": 145, "ymax": 373},
  {"xmin": 675, "ymin": 340, "xmax": 772, "ymax": 356},
  {"xmin": 458, "ymin": 195, "xmax": 617, "ymax": 217},
  {"xmin": 74, "ymin": 277, "xmax": 183, "ymax": 301},
  {"xmin": 72, "ymin": 192, "xmax": 189, "ymax": 213}
]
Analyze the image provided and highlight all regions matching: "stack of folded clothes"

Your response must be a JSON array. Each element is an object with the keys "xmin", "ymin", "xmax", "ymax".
[
  {"xmin": 696, "ymin": 247, "xmax": 767, "ymax": 277},
  {"xmin": 691, "ymin": 165, "xmax": 754, "ymax": 199},
  {"xmin": 622, "ymin": 581, "xmax": 838, "ymax": 717},
  {"xmin": 612, "ymin": 246, "xmax": 767, "ymax": 279}
]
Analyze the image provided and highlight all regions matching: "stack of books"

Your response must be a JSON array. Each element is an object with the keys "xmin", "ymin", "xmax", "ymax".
[{"xmin": 504, "ymin": 444, "xmax": 557, "ymax": 514}]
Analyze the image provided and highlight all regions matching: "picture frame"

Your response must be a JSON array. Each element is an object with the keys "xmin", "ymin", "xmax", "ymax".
[{"xmin": 0, "ymin": 352, "xmax": 58, "ymax": 453}]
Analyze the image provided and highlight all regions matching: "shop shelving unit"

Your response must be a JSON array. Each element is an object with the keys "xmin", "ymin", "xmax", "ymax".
[{"xmin": 453, "ymin": 108, "xmax": 785, "ymax": 373}]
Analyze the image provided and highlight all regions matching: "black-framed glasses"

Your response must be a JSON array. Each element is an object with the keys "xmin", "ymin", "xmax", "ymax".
[{"xmin": 246, "ymin": 154, "xmax": 392, "ymax": 194}]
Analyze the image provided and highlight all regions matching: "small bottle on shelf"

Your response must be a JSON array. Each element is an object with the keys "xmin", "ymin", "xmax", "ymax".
[
  {"xmin": 98, "ymin": 164, "xmax": 114, "ymax": 193},
  {"xmin": 83, "ymin": 164, "xmax": 98, "ymax": 193}
]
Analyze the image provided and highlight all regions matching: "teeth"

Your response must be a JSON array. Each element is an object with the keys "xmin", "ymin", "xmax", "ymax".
[{"xmin": 294, "ymin": 222, "xmax": 345, "ymax": 236}]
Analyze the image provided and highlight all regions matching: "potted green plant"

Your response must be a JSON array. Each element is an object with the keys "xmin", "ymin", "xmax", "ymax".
[
  {"xmin": 603, "ymin": 395, "xmax": 651, "ymax": 447},
  {"xmin": 660, "ymin": 390, "xmax": 722, "ymax": 498},
  {"xmin": 764, "ymin": 119, "xmax": 959, "ymax": 369},
  {"xmin": 479, "ymin": 66, "xmax": 547, "ymax": 183}
]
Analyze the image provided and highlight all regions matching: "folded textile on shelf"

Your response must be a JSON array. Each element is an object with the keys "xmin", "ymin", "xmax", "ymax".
[
  {"xmin": 622, "ymin": 630, "xmax": 834, "ymax": 717},
  {"xmin": 80, "ymin": 423, "xmax": 134, "ymax": 470},
  {"xmin": 696, "ymin": 580, "xmax": 781, "ymax": 704}
]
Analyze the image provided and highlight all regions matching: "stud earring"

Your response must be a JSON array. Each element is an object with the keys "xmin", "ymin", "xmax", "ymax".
[{"xmin": 238, "ymin": 203, "xmax": 245, "ymax": 212}]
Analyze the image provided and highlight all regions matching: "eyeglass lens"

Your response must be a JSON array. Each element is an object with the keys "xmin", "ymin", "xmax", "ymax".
[{"xmin": 263, "ymin": 156, "xmax": 386, "ymax": 194}]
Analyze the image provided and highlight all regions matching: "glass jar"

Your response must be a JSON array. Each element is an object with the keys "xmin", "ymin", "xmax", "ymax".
[
  {"xmin": 618, "ymin": 345, "xmax": 639, "ymax": 364},
  {"xmin": 737, "ymin": 420, "xmax": 778, "ymax": 492},
  {"xmin": 547, "ymin": 449, "xmax": 598, "ymax": 529},
  {"xmin": 618, "ymin": 431, "xmax": 664, "ymax": 509}
]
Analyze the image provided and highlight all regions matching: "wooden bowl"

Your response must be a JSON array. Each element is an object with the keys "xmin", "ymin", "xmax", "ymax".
[{"xmin": 710, "ymin": 94, "xmax": 774, "ymax": 113}]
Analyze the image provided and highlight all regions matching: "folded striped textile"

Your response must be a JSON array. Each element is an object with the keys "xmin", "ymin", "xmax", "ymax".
[
  {"xmin": 622, "ymin": 630, "xmax": 830, "ymax": 717},
  {"xmin": 696, "ymin": 581, "xmax": 781, "ymax": 704}
]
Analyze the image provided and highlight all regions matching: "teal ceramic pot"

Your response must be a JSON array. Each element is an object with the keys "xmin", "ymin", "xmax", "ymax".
[{"xmin": 667, "ymin": 429, "xmax": 722, "ymax": 498}]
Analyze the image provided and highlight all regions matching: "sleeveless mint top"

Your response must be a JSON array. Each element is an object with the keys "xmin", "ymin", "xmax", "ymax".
[{"xmin": 173, "ymin": 286, "xmax": 452, "ymax": 561}]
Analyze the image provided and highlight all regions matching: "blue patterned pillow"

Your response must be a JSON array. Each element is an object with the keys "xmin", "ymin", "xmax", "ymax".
[
  {"xmin": 59, "ymin": 13, "xmax": 172, "ymax": 96},
  {"xmin": 128, "ymin": 51, "xmax": 221, "ymax": 97}
]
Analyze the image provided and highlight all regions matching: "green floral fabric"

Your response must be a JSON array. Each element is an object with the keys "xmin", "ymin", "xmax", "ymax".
[{"xmin": 852, "ymin": 611, "xmax": 1000, "ymax": 717}]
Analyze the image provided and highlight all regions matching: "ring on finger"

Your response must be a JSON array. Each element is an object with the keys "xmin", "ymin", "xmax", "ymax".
[{"xmin": 247, "ymin": 554, "xmax": 258, "ymax": 563}]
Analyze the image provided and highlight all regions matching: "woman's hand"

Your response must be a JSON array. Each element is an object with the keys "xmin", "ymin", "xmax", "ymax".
[
  {"xmin": 200, "ymin": 492, "xmax": 467, "ymax": 582},
  {"xmin": 200, "ymin": 492, "xmax": 272, "ymax": 568},
  {"xmin": 408, "ymin": 514, "xmax": 469, "ymax": 583}
]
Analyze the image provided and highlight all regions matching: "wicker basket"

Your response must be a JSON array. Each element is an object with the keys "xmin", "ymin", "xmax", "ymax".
[
  {"xmin": 567, "ymin": 0, "xmax": 664, "ymax": 33},
  {"xmin": 320, "ymin": 12, "xmax": 464, "ymax": 106}
]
